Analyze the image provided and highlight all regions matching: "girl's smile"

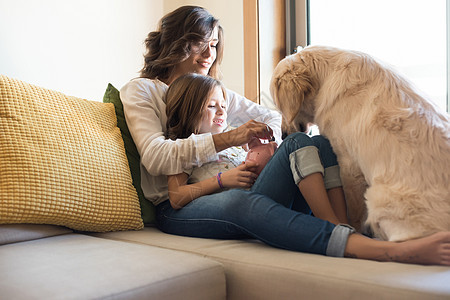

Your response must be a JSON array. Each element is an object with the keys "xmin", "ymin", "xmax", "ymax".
[{"xmin": 198, "ymin": 86, "xmax": 227, "ymax": 134}]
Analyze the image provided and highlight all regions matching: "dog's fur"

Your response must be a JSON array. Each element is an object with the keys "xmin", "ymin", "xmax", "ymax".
[{"xmin": 270, "ymin": 45, "xmax": 450, "ymax": 241}]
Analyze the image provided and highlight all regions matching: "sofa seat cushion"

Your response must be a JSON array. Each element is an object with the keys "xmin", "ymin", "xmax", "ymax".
[
  {"xmin": 91, "ymin": 227, "xmax": 450, "ymax": 300},
  {"xmin": 0, "ymin": 233, "xmax": 225, "ymax": 300},
  {"xmin": 0, "ymin": 224, "xmax": 72, "ymax": 245}
]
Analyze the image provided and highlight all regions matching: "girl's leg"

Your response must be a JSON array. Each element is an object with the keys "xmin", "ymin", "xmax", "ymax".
[
  {"xmin": 252, "ymin": 132, "xmax": 342, "ymax": 223},
  {"xmin": 327, "ymin": 188, "xmax": 348, "ymax": 224},
  {"xmin": 311, "ymin": 135, "xmax": 342, "ymax": 191},
  {"xmin": 251, "ymin": 132, "xmax": 317, "ymax": 212},
  {"xmin": 298, "ymin": 173, "xmax": 340, "ymax": 224},
  {"xmin": 311, "ymin": 135, "xmax": 348, "ymax": 223},
  {"xmin": 156, "ymin": 189, "xmax": 450, "ymax": 265},
  {"xmin": 156, "ymin": 189, "xmax": 347, "ymax": 256}
]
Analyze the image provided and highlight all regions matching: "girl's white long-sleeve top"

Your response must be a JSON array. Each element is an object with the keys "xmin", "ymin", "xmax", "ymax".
[{"xmin": 120, "ymin": 78, "xmax": 282, "ymax": 205}]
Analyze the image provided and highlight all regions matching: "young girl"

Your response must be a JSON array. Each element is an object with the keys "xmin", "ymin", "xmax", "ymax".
[{"xmin": 165, "ymin": 73, "xmax": 347, "ymax": 226}]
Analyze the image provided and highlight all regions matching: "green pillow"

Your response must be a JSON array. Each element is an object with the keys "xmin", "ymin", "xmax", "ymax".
[{"xmin": 103, "ymin": 83, "xmax": 156, "ymax": 225}]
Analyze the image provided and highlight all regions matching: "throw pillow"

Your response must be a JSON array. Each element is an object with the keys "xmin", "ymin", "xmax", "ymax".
[
  {"xmin": 103, "ymin": 83, "xmax": 156, "ymax": 225},
  {"xmin": 0, "ymin": 75, "xmax": 143, "ymax": 232}
]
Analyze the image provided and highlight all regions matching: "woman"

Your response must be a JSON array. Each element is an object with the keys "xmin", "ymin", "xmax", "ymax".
[
  {"xmin": 121, "ymin": 5, "xmax": 278, "ymax": 204},
  {"xmin": 120, "ymin": 5, "xmax": 450, "ymax": 265}
]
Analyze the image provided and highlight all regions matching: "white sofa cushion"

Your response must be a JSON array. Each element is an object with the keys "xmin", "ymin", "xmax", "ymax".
[
  {"xmin": 0, "ymin": 224, "xmax": 72, "ymax": 245},
  {"xmin": 0, "ymin": 233, "xmax": 225, "ymax": 300},
  {"xmin": 92, "ymin": 227, "xmax": 450, "ymax": 300}
]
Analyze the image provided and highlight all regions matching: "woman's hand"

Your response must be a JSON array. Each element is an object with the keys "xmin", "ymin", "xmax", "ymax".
[
  {"xmin": 234, "ymin": 120, "xmax": 274, "ymax": 142},
  {"xmin": 213, "ymin": 120, "xmax": 273, "ymax": 152},
  {"xmin": 220, "ymin": 161, "xmax": 259, "ymax": 189}
]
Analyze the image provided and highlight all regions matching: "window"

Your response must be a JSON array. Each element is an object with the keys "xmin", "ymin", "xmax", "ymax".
[{"xmin": 292, "ymin": 0, "xmax": 449, "ymax": 112}]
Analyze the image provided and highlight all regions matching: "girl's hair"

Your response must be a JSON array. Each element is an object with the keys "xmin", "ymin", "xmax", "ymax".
[
  {"xmin": 166, "ymin": 73, "xmax": 226, "ymax": 140},
  {"xmin": 141, "ymin": 6, "xmax": 224, "ymax": 81}
]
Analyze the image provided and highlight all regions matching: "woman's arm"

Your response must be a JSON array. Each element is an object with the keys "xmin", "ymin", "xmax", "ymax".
[
  {"xmin": 168, "ymin": 162, "xmax": 258, "ymax": 209},
  {"xmin": 212, "ymin": 119, "xmax": 274, "ymax": 152},
  {"xmin": 120, "ymin": 79, "xmax": 218, "ymax": 176}
]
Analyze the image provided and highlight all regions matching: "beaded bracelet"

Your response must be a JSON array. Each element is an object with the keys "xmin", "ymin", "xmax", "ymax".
[{"xmin": 216, "ymin": 172, "xmax": 224, "ymax": 189}]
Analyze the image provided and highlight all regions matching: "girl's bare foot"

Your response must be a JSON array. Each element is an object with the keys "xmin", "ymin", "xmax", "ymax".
[
  {"xmin": 388, "ymin": 232, "xmax": 450, "ymax": 265},
  {"xmin": 344, "ymin": 231, "xmax": 450, "ymax": 266}
]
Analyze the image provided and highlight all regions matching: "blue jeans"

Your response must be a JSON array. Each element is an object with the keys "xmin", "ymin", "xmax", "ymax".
[
  {"xmin": 251, "ymin": 132, "xmax": 342, "ymax": 213},
  {"xmin": 156, "ymin": 133, "xmax": 353, "ymax": 256}
]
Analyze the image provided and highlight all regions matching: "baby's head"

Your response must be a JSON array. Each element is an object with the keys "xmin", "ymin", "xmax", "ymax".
[{"xmin": 166, "ymin": 73, "xmax": 227, "ymax": 139}]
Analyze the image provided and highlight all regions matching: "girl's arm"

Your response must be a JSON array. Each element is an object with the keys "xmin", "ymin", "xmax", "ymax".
[
  {"xmin": 168, "ymin": 172, "xmax": 218, "ymax": 209},
  {"xmin": 168, "ymin": 162, "xmax": 258, "ymax": 209}
]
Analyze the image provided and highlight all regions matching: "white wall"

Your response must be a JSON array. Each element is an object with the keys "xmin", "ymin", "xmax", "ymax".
[
  {"xmin": 0, "ymin": 0, "xmax": 163, "ymax": 101},
  {"xmin": 0, "ymin": 0, "xmax": 245, "ymax": 101}
]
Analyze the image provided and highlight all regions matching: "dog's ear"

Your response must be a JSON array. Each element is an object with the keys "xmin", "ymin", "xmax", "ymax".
[{"xmin": 270, "ymin": 54, "xmax": 314, "ymax": 132}]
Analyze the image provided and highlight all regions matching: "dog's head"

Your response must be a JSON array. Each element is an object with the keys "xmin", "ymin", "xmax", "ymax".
[{"xmin": 270, "ymin": 51, "xmax": 318, "ymax": 136}]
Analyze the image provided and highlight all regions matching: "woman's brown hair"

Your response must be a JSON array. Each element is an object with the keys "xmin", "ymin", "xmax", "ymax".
[
  {"xmin": 166, "ymin": 73, "xmax": 226, "ymax": 140},
  {"xmin": 141, "ymin": 6, "xmax": 224, "ymax": 81}
]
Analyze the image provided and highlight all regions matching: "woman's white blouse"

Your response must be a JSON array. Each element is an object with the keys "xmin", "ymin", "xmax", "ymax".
[{"xmin": 120, "ymin": 78, "xmax": 282, "ymax": 205}]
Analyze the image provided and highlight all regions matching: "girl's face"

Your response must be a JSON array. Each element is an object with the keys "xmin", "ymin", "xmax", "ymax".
[
  {"xmin": 198, "ymin": 86, "xmax": 227, "ymax": 134},
  {"xmin": 170, "ymin": 27, "xmax": 219, "ymax": 82}
]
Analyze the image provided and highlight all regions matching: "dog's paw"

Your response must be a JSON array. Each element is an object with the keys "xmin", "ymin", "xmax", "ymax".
[{"xmin": 370, "ymin": 218, "xmax": 426, "ymax": 242}]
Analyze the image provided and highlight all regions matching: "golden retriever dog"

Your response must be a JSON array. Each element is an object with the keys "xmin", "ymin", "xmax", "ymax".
[{"xmin": 270, "ymin": 45, "xmax": 450, "ymax": 241}]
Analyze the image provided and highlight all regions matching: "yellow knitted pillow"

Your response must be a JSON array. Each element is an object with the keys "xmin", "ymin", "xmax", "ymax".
[{"xmin": 0, "ymin": 75, "xmax": 143, "ymax": 232}]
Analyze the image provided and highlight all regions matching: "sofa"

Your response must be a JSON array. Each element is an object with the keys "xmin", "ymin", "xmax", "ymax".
[{"xmin": 1, "ymin": 75, "xmax": 449, "ymax": 300}]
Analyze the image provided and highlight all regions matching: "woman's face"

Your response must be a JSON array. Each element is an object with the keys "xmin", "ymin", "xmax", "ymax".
[
  {"xmin": 198, "ymin": 86, "xmax": 227, "ymax": 134},
  {"xmin": 171, "ymin": 27, "xmax": 219, "ymax": 82}
]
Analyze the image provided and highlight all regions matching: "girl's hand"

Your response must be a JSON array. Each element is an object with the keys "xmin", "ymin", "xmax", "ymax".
[{"xmin": 220, "ymin": 161, "xmax": 259, "ymax": 189}]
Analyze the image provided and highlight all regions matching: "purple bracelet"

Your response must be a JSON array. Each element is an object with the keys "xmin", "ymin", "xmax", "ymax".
[{"xmin": 216, "ymin": 172, "xmax": 224, "ymax": 189}]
